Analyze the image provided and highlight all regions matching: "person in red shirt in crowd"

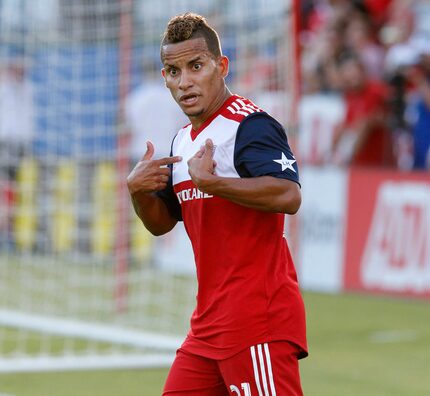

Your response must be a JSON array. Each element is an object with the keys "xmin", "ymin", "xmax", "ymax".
[
  {"xmin": 403, "ymin": 44, "xmax": 430, "ymax": 169},
  {"xmin": 363, "ymin": 0, "xmax": 393, "ymax": 29},
  {"xmin": 332, "ymin": 53, "xmax": 394, "ymax": 167},
  {"xmin": 344, "ymin": 13, "xmax": 386, "ymax": 80}
]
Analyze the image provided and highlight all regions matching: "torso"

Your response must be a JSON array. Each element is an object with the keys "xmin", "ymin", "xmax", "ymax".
[{"xmin": 170, "ymin": 95, "xmax": 307, "ymax": 360}]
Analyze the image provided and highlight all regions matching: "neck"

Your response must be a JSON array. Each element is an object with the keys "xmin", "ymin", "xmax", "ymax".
[{"xmin": 190, "ymin": 87, "xmax": 232, "ymax": 130}]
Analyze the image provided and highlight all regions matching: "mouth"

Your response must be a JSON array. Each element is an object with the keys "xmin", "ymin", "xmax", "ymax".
[{"xmin": 179, "ymin": 93, "xmax": 199, "ymax": 106}]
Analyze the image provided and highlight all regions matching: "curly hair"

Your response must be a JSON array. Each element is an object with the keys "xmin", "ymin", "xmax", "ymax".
[{"xmin": 161, "ymin": 13, "xmax": 222, "ymax": 60}]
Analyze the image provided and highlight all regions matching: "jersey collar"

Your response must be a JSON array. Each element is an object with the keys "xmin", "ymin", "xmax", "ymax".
[{"xmin": 190, "ymin": 94, "xmax": 238, "ymax": 141}]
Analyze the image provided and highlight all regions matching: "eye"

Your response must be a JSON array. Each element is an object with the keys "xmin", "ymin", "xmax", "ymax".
[
  {"xmin": 193, "ymin": 63, "xmax": 202, "ymax": 71},
  {"xmin": 168, "ymin": 68, "xmax": 178, "ymax": 76}
]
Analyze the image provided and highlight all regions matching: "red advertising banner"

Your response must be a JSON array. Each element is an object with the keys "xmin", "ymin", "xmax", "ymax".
[{"xmin": 344, "ymin": 167, "xmax": 430, "ymax": 297}]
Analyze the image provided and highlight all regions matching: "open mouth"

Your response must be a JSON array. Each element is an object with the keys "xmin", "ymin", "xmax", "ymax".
[{"xmin": 180, "ymin": 94, "xmax": 199, "ymax": 106}]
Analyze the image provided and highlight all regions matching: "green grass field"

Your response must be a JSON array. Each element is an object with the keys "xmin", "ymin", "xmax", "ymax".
[{"xmin": 0, "ymin": 291, "xmax": 428, "ymax": 396}]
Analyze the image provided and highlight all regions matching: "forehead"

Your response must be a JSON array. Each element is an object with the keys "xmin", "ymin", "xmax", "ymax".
[
  {"xmin": 342, "ymin": 60, "xmax": 362, "ymax": 71},
  {"xmin": 162, "ymin": 37, "xmax": 211, "ymax": 65}
]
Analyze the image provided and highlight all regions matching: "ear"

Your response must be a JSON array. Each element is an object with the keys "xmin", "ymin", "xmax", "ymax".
[
  {"xmin": 161, "ymin": 68, "xmax": 168, "ymax": 86},
  {"xmin": 218, "ymin": 56, "xmax": 229, "ymax": 79}
]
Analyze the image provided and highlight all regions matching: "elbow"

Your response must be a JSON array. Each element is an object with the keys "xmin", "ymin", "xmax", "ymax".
[
  {"xmin": 149, "ymin": 228, "xmax": 164, "ymax": 237},
  {"xmin": 278, "ymin": 187, "xmax": 301, "ymax": 215},
  {"xmin": 150, "ymin": 228, "xmax": 170, "ymax": 237},
  {"xmin": 285, "ymin": 193, "xmax": 301, "ymax": 215},
  {"xmin": 143, "ymin": 219, "xmax": 177, "ymax": 236}
]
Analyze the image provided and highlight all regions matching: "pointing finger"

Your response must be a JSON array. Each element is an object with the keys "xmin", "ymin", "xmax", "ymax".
[{"xmin": 155, "ymin": 155, "xmax": 182, "ymax": 166}]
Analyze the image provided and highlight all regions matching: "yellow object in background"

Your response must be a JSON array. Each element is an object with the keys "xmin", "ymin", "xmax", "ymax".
[
  {"xmin": 14, "ymin": 158, "xmax": 39, "ymax": 251},
  {"xmin": 92, "ymin": 162, "xmax": 116, "ymax": 255},
  {"xmin": 131, "ymin": 212, "xmax": 154, "ymax": 264},
  {"xmin": 52, "ymin": 161, "xmax": 76, "ymax": 253},
  {"xmin": 92, "ymin": 161, "xmax": 154, "ymax": 261}
]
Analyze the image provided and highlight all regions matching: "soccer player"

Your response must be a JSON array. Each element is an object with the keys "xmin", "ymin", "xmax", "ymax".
[{"xmin": 127, "ymin": 13, "xmax": 307, "ymax": 396}]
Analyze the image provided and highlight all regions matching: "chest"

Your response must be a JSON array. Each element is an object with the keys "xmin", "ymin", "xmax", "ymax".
[{"xmin": 172, "ymin": 116, "xmax": 241, "ymax": 186}]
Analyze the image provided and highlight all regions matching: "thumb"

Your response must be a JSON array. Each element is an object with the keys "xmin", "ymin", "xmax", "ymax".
[
  {"xmin": 203, "ymin": 139, "xmax": 214, "ymax": 158},
  {"xmin": 142, "ymin": 141, "xmax": 155, "ymax": 161},
  {"xmin": 194, "ymin": 146, "xmax": 205, "ymax": 158}
]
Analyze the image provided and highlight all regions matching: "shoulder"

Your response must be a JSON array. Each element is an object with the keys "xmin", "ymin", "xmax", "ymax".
[
  {"xmin": 220, "ymin": 95, "xmax": 265, "ymax": 123},
  {"xmin": 367, "ymin": 80, "xmax": 389, "ymax": 98},
  {"xmin": 236, "ymin": 111, "xmax": 287, "ymax": 142},
  {"xmin": 232, "ymin": 111, "xmax": 299, "ymax": 182}
]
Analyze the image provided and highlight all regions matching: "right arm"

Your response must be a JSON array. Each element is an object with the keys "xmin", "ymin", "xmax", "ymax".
[{"xmin": 127, "ymin": 141, "xmax": 182, "ymax": 236}]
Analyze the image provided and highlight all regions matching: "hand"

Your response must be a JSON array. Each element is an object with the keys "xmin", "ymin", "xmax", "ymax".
[
  {"xmin": 127, "ymin": 141, "xmax": 182, "ymax": 195},
  {"xmin": 187, "ymin": 139, "xmax": 217, "ymax": 189}
]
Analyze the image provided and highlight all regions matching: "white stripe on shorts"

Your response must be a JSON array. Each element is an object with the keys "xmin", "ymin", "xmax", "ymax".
[
  {"xmin": 250, "ymin": 343, "xmax": 277, "ymax": 396},
  {"xmin": 257, "ymin": 344, "xmax": 270, "ymax": 396},
  {"xmin": 250, "ymin": 345, "xmax": 264, "ymax": 396},
  {"xmin": 264, "ymin": 343, "xmax": 277, "ymax": 396}
]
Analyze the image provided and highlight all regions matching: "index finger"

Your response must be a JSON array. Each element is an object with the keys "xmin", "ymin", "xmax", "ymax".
[{"xmin": 155, "ymin": 155, "xmax": 182, "ymax": 166}]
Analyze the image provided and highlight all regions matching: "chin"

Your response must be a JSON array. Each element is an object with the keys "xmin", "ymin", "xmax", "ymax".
[{"xmin": 184, "ymin": 108, "xmax": 204, "ymax": 118}]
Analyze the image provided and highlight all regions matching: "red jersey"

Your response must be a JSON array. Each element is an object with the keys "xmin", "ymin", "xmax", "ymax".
[
  {"xmin": 344, "ymin": 80, "xmax": 393, "ymax": 167},
  {"xmin": 158, "ymin": 95, "xmax": 307, "ymax": 360}
]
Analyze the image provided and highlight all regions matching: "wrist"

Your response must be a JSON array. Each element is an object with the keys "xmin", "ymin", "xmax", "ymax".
[
  {"xmin": 128, "ymin": 184, "xmax": 147, "ymax": 196},
  {"xmin": 129, "ymin": 188, "xmax": 153, "ymax": 202},
  {"xmin": 195, "ymin": 173, "xmax": 219, "ymax": 194}
]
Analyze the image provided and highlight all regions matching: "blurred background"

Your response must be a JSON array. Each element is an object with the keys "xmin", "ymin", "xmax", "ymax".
[{"xmin": 0, "ymin": 0, "xmax": 429, "ymax": 395}]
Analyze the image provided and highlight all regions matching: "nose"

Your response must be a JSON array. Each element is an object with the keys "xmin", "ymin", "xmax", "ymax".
[{"xmin": 178, "ymin": 70, "xmax": 193, "ymax": 90}]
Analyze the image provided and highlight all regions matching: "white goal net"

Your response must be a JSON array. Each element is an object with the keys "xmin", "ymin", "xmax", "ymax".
[{"xmin": 0, "ymin": 0, "xmax": 297, "ymax": 372}]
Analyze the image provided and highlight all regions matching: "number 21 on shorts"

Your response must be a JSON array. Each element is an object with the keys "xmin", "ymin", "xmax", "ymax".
[{"xmin": 230, "ymin": 382, "xmax": 251, "ymax": 396}]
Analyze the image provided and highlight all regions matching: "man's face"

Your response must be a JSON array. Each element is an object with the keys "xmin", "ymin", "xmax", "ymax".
[
  {"xmin": 161, "ymin": 37, "xmax": 228, "ymax": 123},
  {"xmin": 339, "ymin": 59, "xmax": 366, "ymax": 92}
]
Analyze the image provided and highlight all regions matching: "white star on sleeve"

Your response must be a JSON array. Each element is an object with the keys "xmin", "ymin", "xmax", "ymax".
[{"xmin": 273, "ymin": 152, "xmax": 296, "ymax": 172}]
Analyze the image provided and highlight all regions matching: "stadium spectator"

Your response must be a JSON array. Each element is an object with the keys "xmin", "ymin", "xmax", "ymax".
[
  {"xmin": 331, "ymin": 53, "xmax": 394, "ymax": 167},
  {"xmin": 344, "ymin": 13, "xmax": 385, "ymax": 80},
  {"xmin": 124, "ymin": 59, "xmax": 188, "ymax": 162},
  {"xmin": 299, "ymin": 0, "xmax": 426, "ymax": 168},
  {"xmin": 234, "ymin": 47, "xmax": 277, "ymax": 97},
  {"xmin": 403, "ymin": 43, "xmax": 430, "ymax": 170},
  {"xmin": 301, "ymin": 16, "xmax": 347, "ymax": 93},
  {"xmin": 127, "ymin": 12, "xmax": 307, "ymax": 395},
  {"xmin": 382, "ymin": 0, "xmax": 416, "ymax": 74},
  {"xmin": 0, "ymin": 55, "xmax": 34, "ymax": 180},
  {"xmin": 0, "ymin": 55, "xmax": 34, "ymax": 248},
  {"xmin": 381, "ymin": 0, "xmax": 416, "ymax": 44},
  {"xmin": 362, "ymin": 0, "xmax": 393, "ymax": 30}
]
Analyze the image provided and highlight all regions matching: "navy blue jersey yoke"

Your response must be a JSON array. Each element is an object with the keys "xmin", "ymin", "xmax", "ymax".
[{"xmin": 234, "ymin": 112, "xmax": 300, "ymax": 185}]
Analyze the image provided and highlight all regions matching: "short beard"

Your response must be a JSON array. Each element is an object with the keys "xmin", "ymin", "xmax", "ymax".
[{"xmin": 183, "ymin": 109, "xmax": 204, "ymax": 118}]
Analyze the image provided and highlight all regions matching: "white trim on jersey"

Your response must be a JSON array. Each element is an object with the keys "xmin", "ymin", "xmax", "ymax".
[
  {"xmin": 250, "ymin": 343, "xmax": 277, "ymax": 396},
  {"xmin": 237, "ymin": 98, "xmax": 262, "ymax": 113},
  {"xmin": 227, "ymin": 98, "xmax": 262, "ymax": 117}
]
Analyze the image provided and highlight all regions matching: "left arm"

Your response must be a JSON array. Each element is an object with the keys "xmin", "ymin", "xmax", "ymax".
[
  {"xmin": 198, "ymin": 174, "xmax": 301, "ymax": 214},
  {"xmin": 188, "ymin": 139, "xmax": 301, "ymax": 214}
]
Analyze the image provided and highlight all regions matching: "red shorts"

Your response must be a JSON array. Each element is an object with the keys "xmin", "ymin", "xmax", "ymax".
[{"xmin": 163, "ymin": 341, "xmax": 303, "ymax": 396}]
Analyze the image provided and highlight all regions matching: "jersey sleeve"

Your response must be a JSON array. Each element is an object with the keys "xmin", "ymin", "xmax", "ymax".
[{"xmin": 234, "ymin": 112, "xmax": 300, "ymax": 185}]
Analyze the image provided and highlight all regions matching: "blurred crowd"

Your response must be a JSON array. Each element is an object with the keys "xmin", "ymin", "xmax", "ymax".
[{"xmin": 300, "ymin": 0, "xmax": 430, "ymax": 170}]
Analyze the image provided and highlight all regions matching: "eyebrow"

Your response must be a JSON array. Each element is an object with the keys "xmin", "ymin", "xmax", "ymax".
[
  {"xmin": 187, "ymin": 56, "xmax": 203, "ymax": 65},
  {"xmin": 164, "ymin": 55, "xmax": 205, "ymax": 69}
]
